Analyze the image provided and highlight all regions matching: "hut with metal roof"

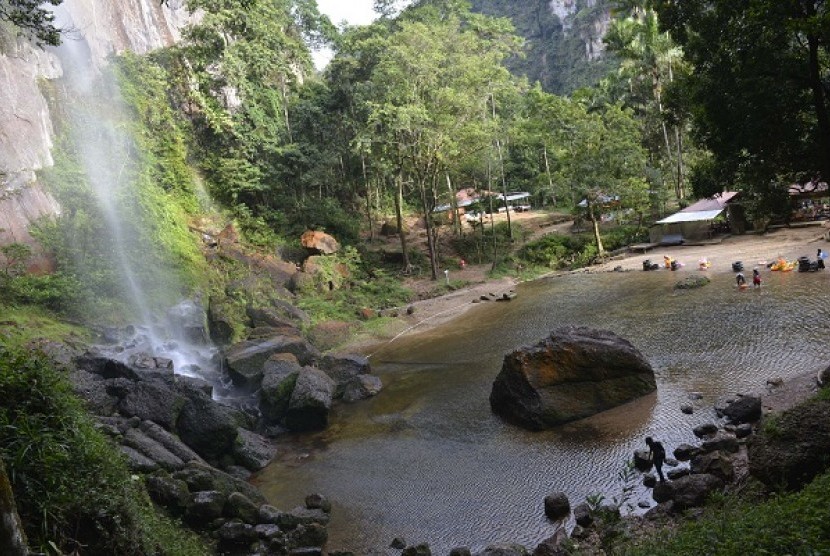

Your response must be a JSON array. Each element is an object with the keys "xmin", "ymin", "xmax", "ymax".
[{"xmin": 649, "ymin": 192, "xmax": 743, "ymax": 244}]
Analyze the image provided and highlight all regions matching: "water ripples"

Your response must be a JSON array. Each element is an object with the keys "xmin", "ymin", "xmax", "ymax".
[{"xmin": 253, "ymin": 268, "xmax": 830, "ymax": 553}]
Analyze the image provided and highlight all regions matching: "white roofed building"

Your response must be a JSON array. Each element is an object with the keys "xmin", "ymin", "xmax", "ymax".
[{"xmin": 649, "ymin": 192, "xmax": 743, "ymax": 244}]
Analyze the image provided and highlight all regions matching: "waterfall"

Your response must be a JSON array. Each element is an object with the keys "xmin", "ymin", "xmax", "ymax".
[{"xmin": 49, "ymin": 6, "xmax": 222, "ymax": 386}]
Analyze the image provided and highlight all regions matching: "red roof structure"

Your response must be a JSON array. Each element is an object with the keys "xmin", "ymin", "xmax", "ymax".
[{"xmin": 679, "ymin": 191, "xmax": 739, "ymax": 213}]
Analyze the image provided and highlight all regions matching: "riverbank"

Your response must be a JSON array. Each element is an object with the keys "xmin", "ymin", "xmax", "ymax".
[{"xmin": 344, "ymin": 224, "xmax": 829, "ymax": 357}]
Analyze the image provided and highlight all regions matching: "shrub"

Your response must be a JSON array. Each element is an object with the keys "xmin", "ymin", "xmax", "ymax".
[{"xmin": 0, "ymin": 346, "xmax": 207, "ymax": 555}]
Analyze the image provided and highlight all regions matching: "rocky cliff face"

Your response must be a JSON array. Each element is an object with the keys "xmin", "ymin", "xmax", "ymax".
[
  {"xmin": 0, "ymin": 0, "xmax": 192, "ymax": 265},
  {"xmin": 472, "ymin": 0, "xmax": 614, "ymax": 94}
]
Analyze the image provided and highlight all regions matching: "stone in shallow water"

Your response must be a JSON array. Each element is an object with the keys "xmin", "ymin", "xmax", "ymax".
[{"xmin": 489, "ymin": 326, "xmax": 656, "ymax": 429}]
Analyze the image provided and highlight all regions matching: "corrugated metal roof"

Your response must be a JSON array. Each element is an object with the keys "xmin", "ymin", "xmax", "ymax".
[
  {"xmin": 656, "ymin": 209, "xmax": 724, "ymax": 224},
  {"xmin": 680, "ymin": 191, "xmax": 739, "ymax": 212}
]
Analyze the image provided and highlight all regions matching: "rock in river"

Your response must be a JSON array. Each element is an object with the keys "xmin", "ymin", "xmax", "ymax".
[{"xmin": 489, "ymin": 326, "xmax": 656, "ymax": 430}]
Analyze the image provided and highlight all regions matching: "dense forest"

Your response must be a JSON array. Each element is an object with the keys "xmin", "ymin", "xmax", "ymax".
[
  {"xmin": 6, "ymin": 0, "xmax": 828, "ymax": 309},
  {"xmin": 2, "ymin": 0, "xmax": 830, "ymax": 554}
]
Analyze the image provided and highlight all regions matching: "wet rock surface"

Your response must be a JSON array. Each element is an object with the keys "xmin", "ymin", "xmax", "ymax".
[{"xmin": 490, "ymin": 326, "xmax": 657, "ymax": 429}]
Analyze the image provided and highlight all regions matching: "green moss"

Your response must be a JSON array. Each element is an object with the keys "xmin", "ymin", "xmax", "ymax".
[
  {"xmin": 0, "ymin": 306, "xmax": 89, "ymax": 349},
  {"xmin": 622, "ymin": 471, "xmax": 830, "ymax": 555},
  {"xmin": 34, "ymin": 53, "xmax": 211, "ymax": 324}
]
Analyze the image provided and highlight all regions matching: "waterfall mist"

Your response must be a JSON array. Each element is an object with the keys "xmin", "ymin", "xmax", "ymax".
[{"xmin": 48, "ymin": 6, "xmax": 221, "ymax": 385}]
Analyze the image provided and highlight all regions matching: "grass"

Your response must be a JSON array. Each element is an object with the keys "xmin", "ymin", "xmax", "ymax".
[
  {"xmin": 620, "ymin": 472, "xmax": 830, "ymax": 555},
  {"xmin": 0, "ymin": 344, "xmax": 209, "ymax": 555},
  {"xmin": 0, "ymin": 305, "xmax": 89, "ymax": 349}
]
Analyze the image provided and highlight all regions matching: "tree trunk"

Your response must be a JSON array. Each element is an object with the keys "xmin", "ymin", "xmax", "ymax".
[
  {"xmin": 487, "ymin": 159, "xmax": 498, "ymax": 272},
  {"xmin": 0, "ymin": 459, "xmax": 27, "ymax": 556},
  {"xmin": 543, "ymin": 144, "xmax": 556, "ymax": 206},
  {"xmin": 654, "ymin": 71, "xmax": 677, "ymax": 200},
  {"xmin": 362, "ymin": 155, "xmax": 374, "ymax": 242},
  {"xmin": 588, "ymin": 200, "xmax": 605, "ymax": 255},
  {"xmin": 394, "ymin": 173, "xmax": 410, "ymax": 270},
  {"xmin": 495, "ymin": 136, "xmax": 513, "ymax": 241},
  {"xmin": 419, "ymin": 177, "xmax": 439, "ymax": 280},
  {"xmin": 447, "ymin": 173, "xmax": 461, "ymax": 236},
  {"xmin": 674, "ymin": 125, "xmax": 685, "ymax": 199}
]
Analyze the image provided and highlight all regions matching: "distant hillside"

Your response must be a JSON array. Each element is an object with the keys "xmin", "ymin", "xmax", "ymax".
[{"xmin": 470, "ymin": 0, "xmax": 617, "ymax": 94}]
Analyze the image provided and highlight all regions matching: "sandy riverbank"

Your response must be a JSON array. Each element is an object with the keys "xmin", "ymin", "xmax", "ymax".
[
  {"xmin": 347, "ymin": 223, "xmax": 828, "ymax": 411},
  {"xmin": 345, "ymin": 223, "xmax": 829, "ymax": 356}
]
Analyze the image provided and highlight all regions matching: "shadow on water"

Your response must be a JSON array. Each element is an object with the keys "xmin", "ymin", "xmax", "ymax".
[{"xmin": 253, "ymin": 268, "xmax": 830, "ymax": 553}]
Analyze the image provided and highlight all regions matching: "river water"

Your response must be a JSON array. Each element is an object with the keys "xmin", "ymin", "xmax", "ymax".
[{"xmin": 253, "ymin": 267, "xmax": 830, "ymax": 553}]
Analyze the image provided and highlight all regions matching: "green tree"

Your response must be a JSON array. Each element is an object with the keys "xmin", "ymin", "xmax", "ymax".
[
  {"xmin": 655, "ymin": 0, "xmax": 830, "ymax": 219},
  {"xmin": 605, "ymin": 3, "xmax": 690, "ymax": 203},
  {"xmin": 359, "ymin": 1, "xmax": 521, "ymax": 279},
  {"xmin": 0, "ymin": 0, "xmax": 62, "ymax": 46},
  {"xmin": 562, "ymin": 101, "xmax": 649, "ymax": 254},
  {"xmin": 174, "ymin": 0, "xmax": 334, "ymax": 218}
]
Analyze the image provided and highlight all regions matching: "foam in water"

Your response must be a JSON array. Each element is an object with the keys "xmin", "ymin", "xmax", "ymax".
[{"xmin": 51, "ymin": 5, "xmax": 221, "ymax": 389}]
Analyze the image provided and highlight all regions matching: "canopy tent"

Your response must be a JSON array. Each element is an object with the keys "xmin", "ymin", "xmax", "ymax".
[
  {"xmin": 495, "ymin": 191, "xmax": 531, "ymax": 202},
  {"xmin": 655, "ymin": 209, "xmax": 725, "ymax": 224},
  {"xmin": 650, "ymin": 192, "xmax": 741, "ymax": 243}
]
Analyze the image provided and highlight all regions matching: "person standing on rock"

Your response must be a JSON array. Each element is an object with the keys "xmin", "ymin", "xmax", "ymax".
[{"xmin": 646, "ymin": 437, "xmax": 666, "ymax": 483}]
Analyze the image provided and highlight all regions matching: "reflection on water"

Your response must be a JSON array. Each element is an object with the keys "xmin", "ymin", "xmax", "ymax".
[{"xmin": 253, "ymin": 268, "xmax": 830, "ymax": 553}]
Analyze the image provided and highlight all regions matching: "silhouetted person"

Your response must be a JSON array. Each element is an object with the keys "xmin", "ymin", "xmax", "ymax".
[
  {"xmin": 818, "ymin": 249, "xmax": 825, "ymax": 270},
  {"xmin": 645, "ymin": 436, "xmax": 666, "ymax": 483}
]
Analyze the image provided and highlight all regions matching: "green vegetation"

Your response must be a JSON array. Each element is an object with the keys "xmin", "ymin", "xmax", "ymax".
[
  {"xmin": 621, "ymin": 473, "xmax": 830, "ymax": 555},
  {"xmin": 0, "ymin": 345, "xmax": 208, "ymax": 555},
  {"xmin": 35, "ymin": 54, "xmax": 208, "ymax": 324}
]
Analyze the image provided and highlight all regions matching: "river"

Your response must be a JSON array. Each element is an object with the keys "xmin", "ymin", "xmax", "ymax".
[{"xmin": 253, "ymin": 267, "xmax": 830, "ymax": 554}]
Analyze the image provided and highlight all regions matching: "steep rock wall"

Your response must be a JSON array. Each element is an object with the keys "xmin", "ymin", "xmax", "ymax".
[
  {"xmin": 472, "ymin": 0, "xmax": 614, "ymax": 94},
  {"xmin": 0, "ymin": 0, "xmax": 192, "ymax": 263}
]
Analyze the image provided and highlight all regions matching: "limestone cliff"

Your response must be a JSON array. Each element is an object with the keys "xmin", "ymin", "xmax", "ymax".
[
  {"xmin": 471, "ymin": 0, "xmax": 615, "ymax": 94},
  {"xmin": 0, "ymin": 0, "xmax": 192, "ymax": 264}
]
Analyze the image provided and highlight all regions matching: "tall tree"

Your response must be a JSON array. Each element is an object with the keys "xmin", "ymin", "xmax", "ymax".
[
  {"xmin": 656, "ymin": 0, "xmax": 830, "ymax": 218},
  {"xmin": 605, "ymin": 4, "xmax": 688, "ymax": 200},
  {"xmin": 562, "ymin": 101, "xmax": 649, "ymax": 254},
  {"xmin": 174, "ymin": 0, "xmax": 334, "ymax": 213},
  {"xmin": 360, "ymin": 1, "xmax": 520, "ymax": 279}
]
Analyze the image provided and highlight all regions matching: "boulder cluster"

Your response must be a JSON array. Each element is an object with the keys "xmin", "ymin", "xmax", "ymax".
[{"xmin": 61, "ymin": 290, "xmax": 382, "ymax": 554}]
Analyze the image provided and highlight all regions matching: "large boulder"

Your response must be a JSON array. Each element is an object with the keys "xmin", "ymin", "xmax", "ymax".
[
  {"xmin": 690, "ymin": 451, "xmax": 734, "ymax": 482},
  {"xmin": 173, "ymin": 462, "xmax": 267, "ymax": 506},
  {"xmin": 652, "ymin": 473, "xmax": 724, "ymax": 510},
  {"xmin": 259, "ymin": 354, "xmax": 302, "ymax": 426},
  {"xmin": 543, "ymin": 492, "xmax": 570, "ymax": 521},
  {"xmin": 319, "ymin": 353, "xmax": 371, "ymax": 397},
  {"xmin": 176, "ymin": 394, "xmax": 241, "ymax": 463},
  {"xmin": 284, "ymin": 368, "xmax": 336, "ymax": 432},
  {"xmin": 207, "ymin": 296, "xmax": 236, "ymax": 346},
  {"xmin": 721, "ymin": 395, "xmax": 762, "ymax": 424},
  {"xmin": 232, "ymin": 428, "xmax": 277, "ymax": 471},
  {"xmin": 226, "ymin": 335, "xmax": 320, "ymax": 389},
  {"xmin": 748, "ymin": 398, "xmax": 830, "ymax": 490},
  {"xmin": 489, "ymin": 326, "xmax": 656, "ymax": 429},
  {"xmin": 117, "ymin": 380, "xmax": 183, "ymax": 430},
  {"xmin": 246, "ymin": 306, "xmax": 299, "ymax": 331},
  {"xmin": 300, "ymin": 230, "xmax": 340, "ymax": 255},
  {"xmin": 342, "ymin": 374, "xmax": 383, "ymax": 403}
]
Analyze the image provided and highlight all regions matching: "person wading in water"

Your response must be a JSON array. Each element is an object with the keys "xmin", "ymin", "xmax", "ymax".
[{"xmin": 646, "ymin": 437, "xmax": 667, "ymax": 483}]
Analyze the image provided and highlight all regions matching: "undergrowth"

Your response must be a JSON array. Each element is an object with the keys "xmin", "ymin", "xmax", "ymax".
[
  {"xmin": 0, "ymin": 345, "xmax": 208, "ymax": 555},
  {"xmin": 621, "ymin": 471, "xmax": 830, "ymax": 555}
]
